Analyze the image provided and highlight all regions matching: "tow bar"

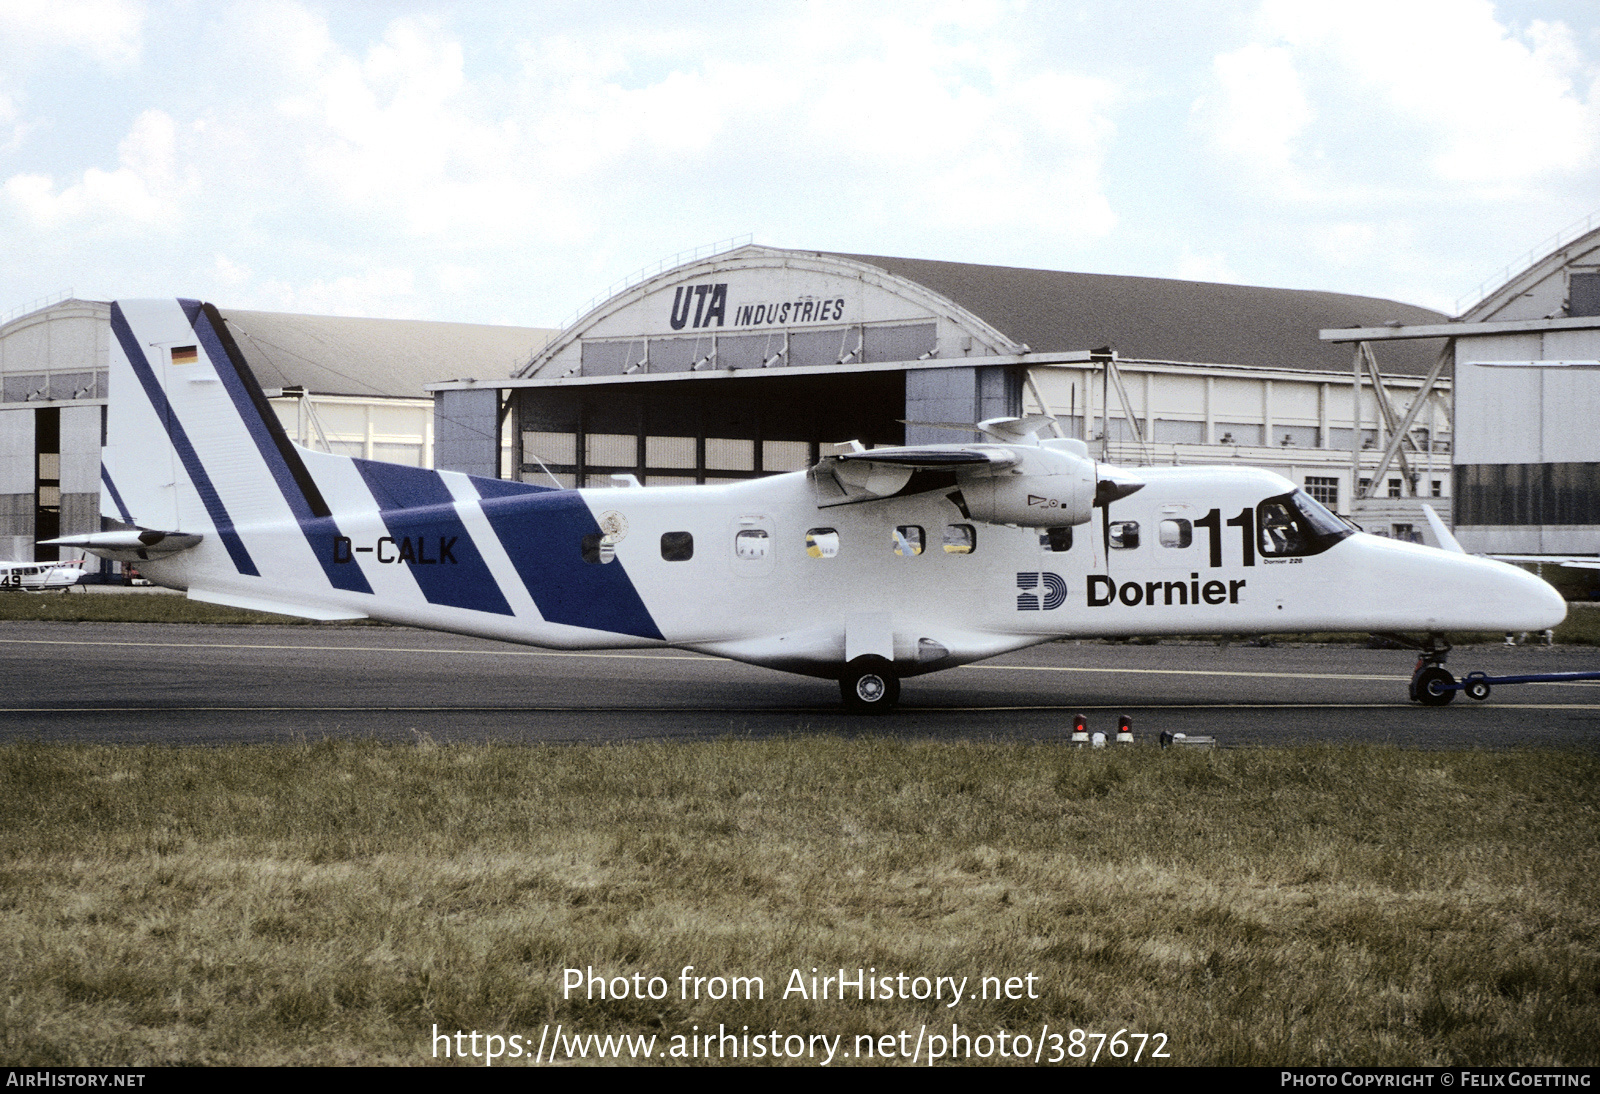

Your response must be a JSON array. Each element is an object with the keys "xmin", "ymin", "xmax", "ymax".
[
  {"xmin": 1387, "ymin": 633, "xmax": 1600, "ymax": 705},
  {"xmin": 1438, "ymin": 669, "xmax": 1600, "ymax": 703}
]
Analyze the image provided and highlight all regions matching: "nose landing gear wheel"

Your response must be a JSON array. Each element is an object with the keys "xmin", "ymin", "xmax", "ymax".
[
  {"xmin": 840, "ymin": 656, "xmax": 900, "ymax": 714},
  {"xmin": 1412, "ymin": 665, "xmax": 1457, "ymax": 706}
]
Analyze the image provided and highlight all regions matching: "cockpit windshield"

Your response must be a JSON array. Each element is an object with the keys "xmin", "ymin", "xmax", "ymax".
[{"xmin": 1257, "ymin": 490, "xmax": 1354, "ymax": 558}]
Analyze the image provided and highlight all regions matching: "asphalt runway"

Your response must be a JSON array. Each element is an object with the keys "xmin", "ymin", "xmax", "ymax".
[{"xmin": 2, "ymin": 621, "xmax": 1599, "ymax": 748}]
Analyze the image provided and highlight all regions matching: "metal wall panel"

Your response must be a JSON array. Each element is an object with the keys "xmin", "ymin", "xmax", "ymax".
[
  {"xmin": 645, "ymin": 436, "xmax": 695, "ymax": 468},
  {"xmin": 1453, "ymin": 334, "xmax": 1543, "ymax": 464},
  {"xmin": 1539, "ymin": 329, "xmax": 1600, "ymax": 464},
  {"xmin": 0, "ymin": 493, "xmax": 34, "ymax": 551},
  {"xmin": 862, "ymin": 323, "xmax": 935, "ymax": 363},
  {"xmin": 59, "ymin": 492, "xmax": 99, "ymax": 537},
  {"xmin": 46, "ymin": 314, "xmax": 100, "ymax": 370},
  {"xmin": 705, "ymin": 437, "xmax": 755, "ymax": 471},
  {"xmin": 905, "ymin": 366, "xmax": 981, "ymax": 444},
  {"xmin": 0, "ymin": 407, "xmax": 34, "ymax": 493},
  {"xmin": 586, "ymin": 433, "xmax": 636, "ymax": 465},
  {"xmin": 59, "ymin": 405, "xmax": 101, "ymax": 494},
  {"xmin": 433, "ymin": 387, "xmax": 498, "ymax": 478},
  {"xmin": 1216, "ymin": 423, "xmax": 1264, "ymax": 446},
  {"xmin": 645, "ymin": 335, "xmax": 705, "ymax": 373},
  {"xmin": 788, "ymin": 328, "xmax": 854, "ymax": 368},
  {"xmin": 1152, "ymin": 419, "xmax": 1205, "ymax": 444},
  {"xmin": 904, "ymin": 365, "xmax": 1019, "ymax": 444}
]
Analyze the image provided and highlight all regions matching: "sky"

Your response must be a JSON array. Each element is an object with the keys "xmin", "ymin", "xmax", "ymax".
[{"xmin": 0, "ymin": 0, "xmax": 1596, "ymax": 329}]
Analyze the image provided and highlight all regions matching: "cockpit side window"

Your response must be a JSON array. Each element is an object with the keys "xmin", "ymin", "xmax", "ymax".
[{"xmin": 1257, "ymin": 490, "xmax": 1354, "ymax": 558}]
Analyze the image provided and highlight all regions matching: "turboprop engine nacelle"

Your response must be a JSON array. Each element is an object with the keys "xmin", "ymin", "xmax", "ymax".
[{"xmin": 960, "ymin": 446, "xmax": 1097, "ymax": 528}]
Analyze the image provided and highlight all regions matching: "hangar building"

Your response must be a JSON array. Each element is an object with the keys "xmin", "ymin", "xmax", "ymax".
[
  {"xmin": 431, "ymin": 245, "xmax": 1453, "ymax": 541},
  {"xmin": 1319, "ymin": 223, "xmax": 1600, "ymax": 559}
]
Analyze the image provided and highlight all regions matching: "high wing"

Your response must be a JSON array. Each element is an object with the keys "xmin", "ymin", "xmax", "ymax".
[{"xmin": 810, "ymin": 428, "xmax": 1141, "ymax": 528}]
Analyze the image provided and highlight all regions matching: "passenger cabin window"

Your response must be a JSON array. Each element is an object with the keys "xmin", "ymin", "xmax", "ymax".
[
  {"xmin": 735, "ymin": 529, "xmax": 770, "ymax": 560},
  {"xmin": 1039, "ymin": 526, "xmax": 1072, "ymax": 552},
  {"xmin": 806, "ymin": 528, "xmax": 840, "ymax": 558},
  {"xmin": 660, "ymin": 531, "xmax": 693, "ymax": 561},
  {"xmin": 893, "ymin": 526, "xmax": 924, "ymax": 556},
  {"xmin": 944, "ymin": 524, "xmax": 977, "ymax": 554},
  {"xmin": 581, "ymin": 532, "xmax": 618, "ymax": 564},
  {"xmin": 1109, "ymin": 521, "xmax": 1140, "ymax": 549},
  {"xmin": 1159, "ymin": 519, "xmax": 1192, "ymax": 548}
]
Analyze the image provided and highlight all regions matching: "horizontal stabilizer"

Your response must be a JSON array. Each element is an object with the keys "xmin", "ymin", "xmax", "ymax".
[
  {"xmin": 1491, "ymin": 554, "xmax": 1600, "ymax": 570},
  {"xmin": 40, "ymin": 529, "xmax": 203, "ymax": 563}
]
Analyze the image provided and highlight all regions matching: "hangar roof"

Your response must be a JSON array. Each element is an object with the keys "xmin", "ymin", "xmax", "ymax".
[
  {"xmin": 514, "ymin": 245, "xmax": 1449, "ymax": 383},
  {"xmin": 216, "ymin": 308, "xmax": 557, "ymax": 399},
  {"xmin": 1458, "ymin": 223, "xmax": 1600, "ymax": 324},
  {"xmin": 826, "ymin": 252, "xmax": 1449, "ymax": 375}
]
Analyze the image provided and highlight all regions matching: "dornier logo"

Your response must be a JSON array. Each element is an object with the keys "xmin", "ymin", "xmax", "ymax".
[{"xmin": 1016, "ymin": 572, "xmax": 1068, "ymax": 611}]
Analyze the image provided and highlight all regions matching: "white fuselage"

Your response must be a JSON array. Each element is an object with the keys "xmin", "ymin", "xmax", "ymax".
[{"xmin": 139, "ymin": 462, "xmax": 1566, "ymax": 679}]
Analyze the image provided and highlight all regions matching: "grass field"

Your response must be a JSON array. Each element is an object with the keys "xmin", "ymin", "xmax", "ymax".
[{"xmin": 2, "ymin": 740, "xmax": 1596, "ymax": 1066}]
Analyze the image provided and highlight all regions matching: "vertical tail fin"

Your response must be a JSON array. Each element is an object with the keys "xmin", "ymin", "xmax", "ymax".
[
  {"xmin": 94, "ymin": 298, "xmax": 660, "ymax": 637},
  {"xmin": 100, "ymin": 298, "xmax": 373, "ymax": 611}
]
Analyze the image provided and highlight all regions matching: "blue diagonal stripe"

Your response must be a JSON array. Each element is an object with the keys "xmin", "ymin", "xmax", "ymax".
[
  {"xmin": 478, "ymin": 489, "xmax": 664, "ymax": 640},
  {"xmin": 185, "ymin": 302, "xmax": 373, "ymax": 595},
  {"xmin": 109, "ymin": 302, "xmax": 258, "ymax": 576},
  {"xmin": 352, "ymin": 459, "xmax": 514, "ymax": 617}
]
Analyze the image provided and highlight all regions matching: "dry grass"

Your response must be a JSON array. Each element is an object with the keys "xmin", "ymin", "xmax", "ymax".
[
  {"xmin": 0, "ymin": 591, "xmax": 314, "ymax": 625},
  {"xmin": 1, "ymin": 739, "xmax": 1597, "ymax": 1066}
]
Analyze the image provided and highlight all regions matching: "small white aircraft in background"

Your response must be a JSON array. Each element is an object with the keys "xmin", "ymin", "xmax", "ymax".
[
  {"xmin": 46, "ymin": 299, "xmax": 1567, "ymax": 711},
  {"xmin": 0, "ymin": 557, "xmax": 87, "ymax": 592}
]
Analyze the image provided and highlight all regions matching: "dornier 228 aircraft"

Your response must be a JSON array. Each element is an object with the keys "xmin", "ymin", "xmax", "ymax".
[{"xmin": 46, "ymin": 299, "xmax": 1567, "ymax": 712}]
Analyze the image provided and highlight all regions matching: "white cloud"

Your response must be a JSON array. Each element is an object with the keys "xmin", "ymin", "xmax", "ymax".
[
  {"xmin": 214, "ymin": 2, "xmax": 1124, "ymax": 250},
  {"xmin": 1196, "ymin": 43, "xmax": 1311, "ymax": 178},
  {"xmin": 0, "ymin": 0, "xmax": 147, "ymax": 69},
  {"xmin": 1203, "ymin": 0, "xmax": 1598, "ymax": 194},
  {"xmin": 1172, "ymin": 248, "xmax": 1241, "ymax": 284},
  {"xmin": 257, "ymin": 265, "xmax": 418, "ymax": 319},
  {"xmin": 2, "ymin": 109, "xmax": 187, "ymax": 231},
  {"xmin": 213, "ymin": 254, "xmax": 251, "ymax": 286}
]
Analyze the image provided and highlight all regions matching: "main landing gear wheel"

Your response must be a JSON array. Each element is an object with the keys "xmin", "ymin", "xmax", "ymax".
[
  {"xmin": 840, "ymin": 656, "xmax": 900, "ymax": 715},
  {"xmin": 1413, "ymin": 666, "xmax": 1457, "ymax": 706}
]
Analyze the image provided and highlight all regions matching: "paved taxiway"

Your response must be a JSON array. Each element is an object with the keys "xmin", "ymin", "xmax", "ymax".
[{"xmin": 2, "ymin": 621, "xmax": 1598, "ymax": 747}]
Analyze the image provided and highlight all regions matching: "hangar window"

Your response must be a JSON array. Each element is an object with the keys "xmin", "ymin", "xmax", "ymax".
[
  {"xmin": 660, "ymin": 531, "xmax": 693, "ymax": 561},
  {"xmin": 1159, "ymin": 519, "xmax": 1192, "ymax": 548},
  {"xmin": 735, "ymin": 529, "xmax": 770, "ymax": 560},
  {"xmin": 806, "ymin": 528, "xmax": 840, "ymax": 558},
  {"xmin": 1304, "ymin": 476, "xmax": 1338, "ymax": 507},
  {"xmin": 1109, "ymin": 521, "xmax": 1140, "ymax": 549},
  {"xmin": 1038, "ymin": 526, "xmax": 1070, "ymax": 553},
  {"xmin": 945, "ymin": 524, "xmax": 978, "ymax": 554},
  {"xmin": 893, "ymin": 526, "xmax": 924, "ymax": 556},
  {"xmin": 581, "ymin": 533, "xmax": 618, "ymax": 564}
]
